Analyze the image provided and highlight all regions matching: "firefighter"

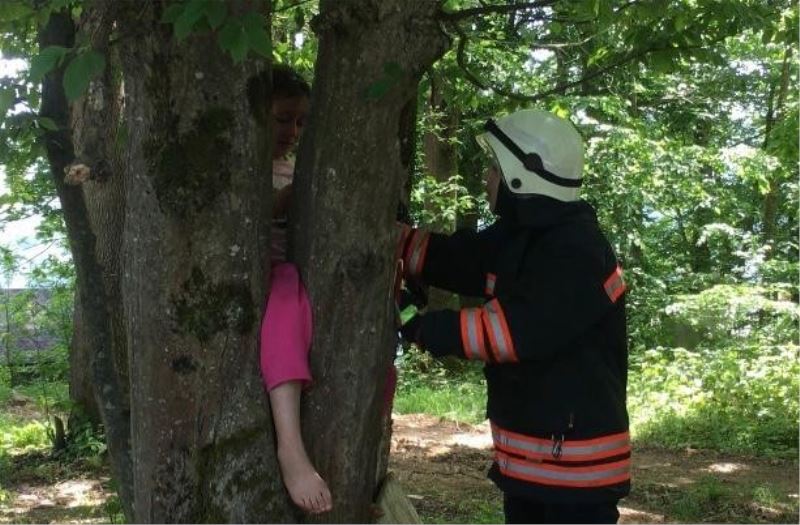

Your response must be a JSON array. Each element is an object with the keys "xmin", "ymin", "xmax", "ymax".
[{"xmin": 397, "ymin": 109, "xmax": 630, "ymax": 524}]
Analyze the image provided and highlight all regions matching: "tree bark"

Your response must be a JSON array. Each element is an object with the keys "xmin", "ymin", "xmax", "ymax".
[
  {"xmin": 293, "ymin": 1, "xmax": 448, "ymax": 521},
  {"xmin": 67, "ymin": 0, "xmax": 122, "ymax": 435},
  {"xmin": 44, "ymin": 0, "xmax": 452, "ymax": 521},
  {"xmin": 68, "ymin": 294, "xmax": 102, "ymax": 428},
  {"xmin": 108, "ymin": 1, "xmax": 294, "ymax": 521}
]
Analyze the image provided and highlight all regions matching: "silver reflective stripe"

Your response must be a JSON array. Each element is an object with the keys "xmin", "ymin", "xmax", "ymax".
[
  {"xmin": 562, "ymin": 437, "xmax": 630, "ymax": 456},
  {"xmin": 464, "ymin": 310, "xmax": 482, "ymax": 360},
  {"xmin": 494, "ymin": 432, "xmax": 630, "ymax": 459},
  {"xmin": 501, "ymin": 457, "xmax": 630, "ymax": 482},
  {"xmin": 483, "ymin": 300, "xmax": 512, "ymax": 362}
]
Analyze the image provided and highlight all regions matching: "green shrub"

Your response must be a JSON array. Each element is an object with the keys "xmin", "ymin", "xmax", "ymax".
[
  {"xmin": 629, "ymin": 344, "xmax": 799, "ymax": 456},
  {"xmin": 2, "ymin": 420, "xmax": 51, "ymax": 451},
  {"xmin": 628, "ymin": 282, "xmax": 799, "ymax": 457}
]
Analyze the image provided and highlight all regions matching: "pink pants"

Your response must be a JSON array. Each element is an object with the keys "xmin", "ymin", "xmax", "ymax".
[
  {"xmin": 259, "ymin": 262, "xmax": 397, "ymax": 413},
  {"xmin": 261, "ymin": 263, "xmax": 313, "ymax": 391}
]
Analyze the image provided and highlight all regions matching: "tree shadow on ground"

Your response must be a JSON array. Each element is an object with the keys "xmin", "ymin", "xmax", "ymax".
[{"xmin": 0, "ymin": 449, "xmax": 115, "ymax": 525}]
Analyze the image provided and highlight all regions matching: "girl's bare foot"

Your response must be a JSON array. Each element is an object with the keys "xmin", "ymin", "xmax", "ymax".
[{"xmin": 277, "ymin": 445, "xmax": 332, "ymax": 514}]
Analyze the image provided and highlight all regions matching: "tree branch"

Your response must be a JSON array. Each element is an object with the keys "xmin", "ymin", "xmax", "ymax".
[
  {"xmin": 450, "ymin": 18, "xmax": 713, "ymax": 104},
  {"xmin": 273, "ymin": 0, "xmax": 314, "ymax": 13},
  {"xmin": 440, "ymin": 0, "xmax": 558, "ymax": 22}
]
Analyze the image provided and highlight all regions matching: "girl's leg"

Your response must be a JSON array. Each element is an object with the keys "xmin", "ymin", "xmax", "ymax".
[
  {"xmin": 268, "ymin": 381, "xmax": 332, "ymax": 513},
  {"xmin": 261, "ymin": 263, "xmax": 331, "ymax": 513}
]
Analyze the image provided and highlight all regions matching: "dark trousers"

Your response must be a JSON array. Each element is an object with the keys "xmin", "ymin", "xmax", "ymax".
[{"xmin": 503, "ymin": 494, "xmax": 620, "ymax": 524}]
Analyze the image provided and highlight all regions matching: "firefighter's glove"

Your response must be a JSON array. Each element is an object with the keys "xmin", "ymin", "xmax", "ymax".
[
  {"xmin": 399, "ymin": 313, "xmax": 423, "ymax": 347},
  {"xmin": 404, "ymin": 280, "xmax": 428, "ymax": 309}
]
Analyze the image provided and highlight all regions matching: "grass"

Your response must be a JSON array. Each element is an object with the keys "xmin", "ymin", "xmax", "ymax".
[
  {"xmin": 394, "ymin": 380, "xmax": 485, "ymax": 424},
  {"xmin": 395, "ymin": 347, "xmax": 487, "ymax": 424},
  {"xmin": 417, "ymin": 497, "xmax": 503, "ymax": 524},
  {"xmin": 1, "ymin": 382, "xmax": 117, "ymax": 525}
]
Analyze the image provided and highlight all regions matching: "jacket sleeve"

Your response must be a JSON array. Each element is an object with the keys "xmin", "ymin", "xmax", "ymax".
[
  {"xmin": 399, "ymin": 226, "xmax": 492, "ymax": 298},
  {"xmin": 414, "ymin": 245, "xmax": 626, "ymax": 363}
]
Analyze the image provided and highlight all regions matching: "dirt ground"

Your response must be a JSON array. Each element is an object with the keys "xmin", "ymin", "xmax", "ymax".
[
  {"xmin": 1, "ymin": 413, "xmax": 797, "ymax": 523},
  {"xmin": 389, "ymin": 414, "xmax": 800, "ymax": 524}
]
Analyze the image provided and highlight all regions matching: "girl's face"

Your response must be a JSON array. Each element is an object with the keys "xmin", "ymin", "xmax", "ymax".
[{"xmin": 272, "ymin": 95, "xmax": 310, "ymax": 159}]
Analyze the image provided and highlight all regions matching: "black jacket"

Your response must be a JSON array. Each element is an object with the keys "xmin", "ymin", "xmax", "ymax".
[{"xmin": 400, "ymin": 197, "xmax": 629, "ymax": 503}]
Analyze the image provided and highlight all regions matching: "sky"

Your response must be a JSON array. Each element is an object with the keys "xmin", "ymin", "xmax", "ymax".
[{"xmin": 1, "ymin": 57, "xmax": 68, "ymax": 288}]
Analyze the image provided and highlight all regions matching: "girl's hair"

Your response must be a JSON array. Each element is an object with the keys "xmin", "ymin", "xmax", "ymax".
[{"xmin": 247, "ymin": 65, "xmax": 311, "ymax": 125}]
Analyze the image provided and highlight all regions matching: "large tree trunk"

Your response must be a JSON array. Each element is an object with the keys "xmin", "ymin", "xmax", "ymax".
[
  {"xmin": 109, "ymin": 2, "xmax": 294, "ymax": 521},
  {"xmin": 38, "ymin": 8, "xmax": 134, "ymax": 519},
  {"xmin": 45, "ymin": 0, "xmax": 451, "ymax": 521},
  {"xmin": 67, "ymin": 0, "xmax": 124, "ymax": 436},
  {"xmin": 292, "ymin": 1, "xmax": 448, "ymax": 521}
]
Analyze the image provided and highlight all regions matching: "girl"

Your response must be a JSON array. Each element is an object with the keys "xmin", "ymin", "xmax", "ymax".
[{"xmin": 247, "ymin": 65, "xmax": 333, "ymax": 514}]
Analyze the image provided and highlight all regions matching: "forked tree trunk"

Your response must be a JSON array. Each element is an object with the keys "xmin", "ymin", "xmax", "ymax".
[
  {"xmin": 45, "ymin": 0, "xmax": 450, "ymax": 522},
  {"xmin": 111, "ymin": 2, "xmax": 292, "ymax": 521},
  {"xmin": 292, "ymin": 1, "xmax": 448, "ymax": 522}
]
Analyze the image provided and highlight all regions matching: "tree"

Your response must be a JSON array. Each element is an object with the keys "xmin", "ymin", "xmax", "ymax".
[{"xmin": 29, "ymin": 0, "xmax": 448, "ymax": 521}]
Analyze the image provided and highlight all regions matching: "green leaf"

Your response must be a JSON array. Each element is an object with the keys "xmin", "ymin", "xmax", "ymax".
[
  {"xmin": 218, "ymin": 19, "xmax": 248, "ymax": 63},
  {"xmin": 364, "ymin": 62, "xmax": 405, "ymax": 100},
  {"xmin": 242, "ymin": 12, "xmax": 270, "ymax": 58},
  {"xmin": 0, "ymin": 1, "xmax": 34, "ymax": 22},
  {"xmin": 62, "ymin": 50, "xmax": 106, "ymax": 101},
  {"xmin": 674, "ymin": 15, "xmax": 687, "ymax": 33},
  {"xmin": 37, "ymin": 117, "xmax": 59, "ymax": 131},
  {"xmin": 760, "ymin": 26, "xmax": 774, "ymax": 44},
  {"xmin": 29, "ymin": 46, "xmax": 70, "ymax": 83},
  {"xmin": 160, "ymin": 2, "xmax": 185, "ymax": 24},
  {"xmin": 365, "ymin": 78, "xmax": 391, "ymax": 100},
  {"xmin": 293, "ymin": 8, "xmax": 305, "ymax": 31},
  {"xmin": 174, "ymin": 0, "xmax": 206, "ymax": 42},
  {"xmin": 204, "ymin": 1, "xmax": 227, "ymax": 29},
  {"xmin": 0, "ymin": 88, "xmax": 15, "ymax": 116}
]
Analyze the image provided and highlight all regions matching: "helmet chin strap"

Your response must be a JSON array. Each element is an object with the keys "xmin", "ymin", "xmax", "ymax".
[{"xmin": 484, "ymin": 119, "xmax": 583, "ymax": 189}]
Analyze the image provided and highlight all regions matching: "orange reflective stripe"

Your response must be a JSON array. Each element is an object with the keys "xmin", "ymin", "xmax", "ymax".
[
  {"xmin": 492, "ymin": 423, "xmax": 631, "ymax": 462},
  {"xmin": 496, "ymin": 451, "xmax": 631, "ymax": 488},
  {"xmin": 404, "ymin": 230, "xmax": 430, "ymax": 278},
  {"xmin": 460, "ymin": 308, "xmax": 488, "ymax": 361},
  {"xmin": 481, "ymin": 299, "xmax": 518, "ymax": 363},
  {"xmin": 604, "ymin": 265, "xmax": 626, "ymax": 303},
  {"xmin": 485, "ymin": 273, "xmax": 497, "ymax": 296}
]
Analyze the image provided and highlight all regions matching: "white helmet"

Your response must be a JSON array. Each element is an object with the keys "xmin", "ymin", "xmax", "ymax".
[{"xmin": 476, "ymin": 109, "xmax": 584, "ymax": 202}]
